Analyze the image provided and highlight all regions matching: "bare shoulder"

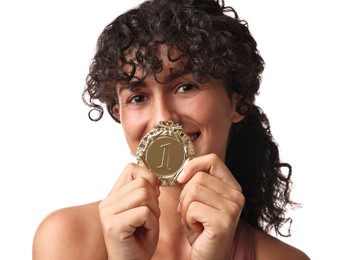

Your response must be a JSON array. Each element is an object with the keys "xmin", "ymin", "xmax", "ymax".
[
  {"xmin": 33, "ymin": 201, "xmax": 107, "ymax": 260},
  {"xmin": 254, "ymin": 229, "xmax": 310, "ymax": 260}
]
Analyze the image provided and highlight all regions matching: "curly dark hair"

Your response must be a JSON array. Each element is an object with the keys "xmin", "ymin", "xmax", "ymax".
[{"xmin": 83, "ymin": 0, "xmax": 298, "ymax": 236}]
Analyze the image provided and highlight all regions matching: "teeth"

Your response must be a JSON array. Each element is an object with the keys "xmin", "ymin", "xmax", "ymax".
[{"xmin": 190, "ymin": 133, "xmax": 198, "ymax": 142}]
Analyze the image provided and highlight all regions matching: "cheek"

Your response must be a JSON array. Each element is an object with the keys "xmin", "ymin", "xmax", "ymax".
[
  {"xmin": 192, "ymin": 99, "xmax": 231, "ymax": 124},
  {"xmin": 121, "ymin": 111, "xmax": 147, "ymax": 153}
]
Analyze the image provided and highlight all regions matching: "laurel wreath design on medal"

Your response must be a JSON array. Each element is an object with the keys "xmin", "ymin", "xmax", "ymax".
[{"xmin": 136, "ymin": 121, "xmax": 195, "ymax": 186}]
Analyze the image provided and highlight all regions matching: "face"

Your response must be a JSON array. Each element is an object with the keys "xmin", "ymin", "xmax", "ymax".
[{"xmin": 113, "ymin": 53, "xmax": 243, "ymax": 160}]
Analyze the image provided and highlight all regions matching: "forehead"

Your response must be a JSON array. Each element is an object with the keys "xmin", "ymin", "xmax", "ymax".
[{"xmin": 119, "ymin": 44, "xmax": 191, "ymax": 88}]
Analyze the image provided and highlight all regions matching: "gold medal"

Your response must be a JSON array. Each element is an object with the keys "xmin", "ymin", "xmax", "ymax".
[{"xmin": 136, "ymin": 121, "xmax": 195, "ymax": 186}]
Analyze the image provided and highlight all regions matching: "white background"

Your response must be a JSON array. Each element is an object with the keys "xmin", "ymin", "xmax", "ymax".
[{"xmin": 0, "ymin": 0, "xmax": 348, "ymax": 259}]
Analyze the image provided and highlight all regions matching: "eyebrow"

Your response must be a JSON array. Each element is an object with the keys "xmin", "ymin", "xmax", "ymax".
[
  {"xmin": 118, "ymin": 69, "xmax": 192, "ymax": 94},
  {"xmin": 118, "ymin": 80, "xmax": 146, "ymax": 95}
]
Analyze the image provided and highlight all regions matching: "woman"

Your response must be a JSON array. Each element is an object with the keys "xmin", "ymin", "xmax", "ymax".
[{"xmin": 33, "ymin": 0, "xmax": 310, "ymax": 259}]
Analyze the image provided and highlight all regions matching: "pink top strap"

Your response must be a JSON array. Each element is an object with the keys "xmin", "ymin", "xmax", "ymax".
[{"xmin": 230, "ymin": 220, "xmax": 256, "ymax": 260}]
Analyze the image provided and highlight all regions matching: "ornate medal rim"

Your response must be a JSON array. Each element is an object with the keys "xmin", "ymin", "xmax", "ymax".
[{"xmin": 136, "ymin": 121, "xmax": 195, "ymax": 186}]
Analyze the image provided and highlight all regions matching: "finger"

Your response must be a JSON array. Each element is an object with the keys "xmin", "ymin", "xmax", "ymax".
[
  {"xmin": 180, "ymin": 181, "xmax": 242, "ymax": 215},
  {"xmin": 110, "ymin": 163, "xmax": 160, "ymax": 195},
  {"xmin": 179, "ymin": 171, "xmax": 241, "ymax": 203},
  {"xmin": 102, "ymin": 176, "xmax": 159, "ymax": 208},
  {"xmin": 179, "ymin": 183, "xmax": 243, "ymax": 230},
  {"xmin": 104, "ymin": 205, "xmax": 159, "ymax": 243},
  {"xmin": 177, "ymin": 154, "xmax": 241, "ymax": 190},
  {"xmin": 100, "ymin": 177, "xmax": 161, "ymax": 219},
  {"xmin": 184, "ymin": 201, "xmax": 239, "ymax": 235}
]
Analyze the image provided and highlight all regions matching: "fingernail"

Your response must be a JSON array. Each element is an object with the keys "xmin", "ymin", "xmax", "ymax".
[{"xmin": 177, "ymin": 171, "xmax": 184, "ymax": 183}]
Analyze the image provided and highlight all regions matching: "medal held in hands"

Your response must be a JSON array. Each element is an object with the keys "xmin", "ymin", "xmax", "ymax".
[{"xmin": 136, "ymin": 121, "xmax": 195, "ymax": 186}]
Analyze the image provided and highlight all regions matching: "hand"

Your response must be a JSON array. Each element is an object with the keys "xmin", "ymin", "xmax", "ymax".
[
  {"xmin": 177, "ymin": 154, "xmax": 245, "ymax": 260},
  {"xmin": 99, "ymin": 163, "xmax": 161, "ymax": 260}
]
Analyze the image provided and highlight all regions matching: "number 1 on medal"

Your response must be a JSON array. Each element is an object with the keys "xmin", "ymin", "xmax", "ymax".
[{"xmin": 157, "ymin": 143, "xmax": 171, "ymax": 170}]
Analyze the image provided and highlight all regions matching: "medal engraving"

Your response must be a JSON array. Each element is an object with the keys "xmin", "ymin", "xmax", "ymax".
[
  {"xmin": 136, "ymin": 121, "xmax": 195, "ymax": 186},
  {"xmin": 157, "ymin": 142, "xmax": 172, "ymax": 170}
]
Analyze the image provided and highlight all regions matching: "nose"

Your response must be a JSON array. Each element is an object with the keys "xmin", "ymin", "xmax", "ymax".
[{"xmin": 151, "ymin": 96, "xmax": 180, "ymax": 127}]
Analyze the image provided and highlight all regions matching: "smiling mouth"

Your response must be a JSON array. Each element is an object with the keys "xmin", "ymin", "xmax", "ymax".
[{"xmin": 189, "ymin": 133, "xmax": 200, "ymax": 143}]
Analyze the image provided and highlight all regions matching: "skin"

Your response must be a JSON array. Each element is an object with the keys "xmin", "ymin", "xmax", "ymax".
[{"xmin": 33, "ymin": 53, "xmax": 310, "ymax": 260}]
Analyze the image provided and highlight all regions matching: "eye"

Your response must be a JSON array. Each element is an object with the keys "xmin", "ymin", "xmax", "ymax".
[
  {"xmin": 128, "ymin": 94, "xmax": 147, "ymax": 104},
  {"xmin": 176, "ymin": 84, "xmax": 197, "ymax": 93}
]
